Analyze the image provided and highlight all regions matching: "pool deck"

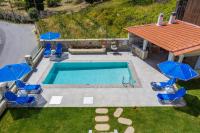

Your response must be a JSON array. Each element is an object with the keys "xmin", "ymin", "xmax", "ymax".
[{"xmin": 28, "ymin": 52, "xmax": 185, "ymax": 107}]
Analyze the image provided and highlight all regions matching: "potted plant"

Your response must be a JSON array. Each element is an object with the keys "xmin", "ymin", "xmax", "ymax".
[{"xmin": 110, "ymin": 41, "xmax": 118, "ymax": 51}]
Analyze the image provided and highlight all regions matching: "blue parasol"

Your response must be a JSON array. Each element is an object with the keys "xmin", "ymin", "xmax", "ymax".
[
  {"xmin": 158, "ymin": 61, "xmax": 199, "ymax": 81},
  {"xmin": 40, "ymin": 32, "xmax": 60, "ymax": 40},
  {"xmin": 0, "ymin": 63, "xmax": 32, "ymax": 82}
]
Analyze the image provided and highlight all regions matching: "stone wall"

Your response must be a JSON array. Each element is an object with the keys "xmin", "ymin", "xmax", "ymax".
[{"xmin": 40, "ymin": 38, "xmax": 130, "ymax": 52}]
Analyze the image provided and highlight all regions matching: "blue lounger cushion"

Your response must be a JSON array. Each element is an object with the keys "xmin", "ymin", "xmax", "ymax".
[
  {"xmin": 4, "ymin": 91, "xmax": 35, "ymax": 105},
  {"xmin": 44, "ymin": 43, "xmax": 51, "ymax": 57},
  {"xmin": 157, "ymin": 87, "xmax": 186, "ymax": 102},
  {"xmin": 151, "ymin": 78, "xmax": 176, "ymax": 90},
  {"xmin": 15, "ymin": 96, "xmax": 35, "ymax": 104},
  {"xmin": 55, "ymin": 43, "xmax": 62, "ymax": 57},
  {"xmin": 15, "ymin": 80, "xmax": 42, "ymax": 93}
]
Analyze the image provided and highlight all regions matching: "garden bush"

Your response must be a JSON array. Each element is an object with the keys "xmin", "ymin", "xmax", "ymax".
[
  {"xmin": 46, "ymin": 0, "xmax": 62, "ymax": 7},
  {"xmin": 25, "ymin": 0, "xmax": 44, "ymax": 11},
  {"xmin": 84, "ymin": 0, "xmax": 101, "ymax": 4},
  {"xmin": 28, "ymin": 8, "xmax": 39, "ymax": 21}
]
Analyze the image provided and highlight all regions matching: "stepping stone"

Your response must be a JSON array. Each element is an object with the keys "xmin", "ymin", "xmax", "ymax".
[
  {"xmin": 95, "ymin": 115, "xmax": 109, "ymax": 122},
  {"xmin": 95, "ymin": 124, "xmax": 110, "ymax": 131},
  {"xmin": 114, "ymin": 108, "xmax": 123, "ymax": 118},
  {"xmin": 124, "ymin": 126, "xmax": 135, "ymax": 133},
  {"xmin": 118, "ymin": 117, "xmax": 132, "ymax": 126},
  {"xmin": 96, "ymin": 108, "xmax": 108, "ymax": 114}
]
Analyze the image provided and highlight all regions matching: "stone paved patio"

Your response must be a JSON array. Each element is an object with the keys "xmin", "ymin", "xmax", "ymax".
[{"xmin": 28, "ymin": 52, "xmax": 185, "ymax": 107}]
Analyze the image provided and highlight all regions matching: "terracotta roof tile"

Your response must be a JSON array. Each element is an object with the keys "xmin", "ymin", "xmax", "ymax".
[{"xmin": 125, "ymin": 20, "xmax": 200, "ymax": 56}]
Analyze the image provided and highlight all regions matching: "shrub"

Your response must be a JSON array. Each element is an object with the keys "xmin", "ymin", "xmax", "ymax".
[
  {"xmin": 25, "ymin": 0, "xmax": 44, "ymax": 11},
  {"xmin": 84, "ymin": 0, "xmax": 101, "ymax": 4},
  {"xmin": 28, "ymin": 8, "xmax": 39, "ymax": 21},
  {"xmin": 46, "ymin": 0, "xmax": 62, "ymax": 7}
]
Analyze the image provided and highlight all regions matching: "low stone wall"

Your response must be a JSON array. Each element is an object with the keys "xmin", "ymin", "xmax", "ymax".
[
  {"xmin": 132, "ymin": 45, "xmax": 148, "ymax": 59},
  {"xmin": 40, "ymin": 38, "xmax": 130, "ymax": 52}
]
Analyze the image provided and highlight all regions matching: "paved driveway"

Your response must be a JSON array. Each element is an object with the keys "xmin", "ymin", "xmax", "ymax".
[{"xmin": 0, "ymin": 21, "xmax": 37, "ymax": 67}]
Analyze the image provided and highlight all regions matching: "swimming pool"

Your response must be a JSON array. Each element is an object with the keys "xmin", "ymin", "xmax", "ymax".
[{"xmin": 43, "ymin": 62, "xmax": 135, "ymax": 86}]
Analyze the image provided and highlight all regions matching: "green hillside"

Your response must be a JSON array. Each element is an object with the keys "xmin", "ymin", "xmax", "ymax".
[{"xmin": 37, "ymin": 0, "xmax": 176, "ymax": 39}]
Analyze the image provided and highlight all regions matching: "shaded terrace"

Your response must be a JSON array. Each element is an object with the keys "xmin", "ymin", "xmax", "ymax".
[{"xmin": 126, "ymin": 20, "xmax": 200, "ymax": 69}]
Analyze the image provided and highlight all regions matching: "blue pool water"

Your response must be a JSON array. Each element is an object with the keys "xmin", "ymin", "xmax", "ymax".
[{"xmin": 43, "ymin": 62, "xmax": 135, "ymax": 85}]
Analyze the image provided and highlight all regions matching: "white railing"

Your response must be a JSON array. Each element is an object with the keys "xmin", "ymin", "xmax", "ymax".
[{"xmin": 122, "ymin": 76, "xmax": 134, "ymax": 87}]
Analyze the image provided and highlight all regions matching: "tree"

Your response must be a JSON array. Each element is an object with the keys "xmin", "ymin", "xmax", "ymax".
[
  {"xmin": 46, "ymin": 0, "xmax": 62, "ymax": 7},
  {"xmin": 25, "ymin": 0, "xmax": 44, "ymax": 11},
  {"xmin": 85, "ymin": 0, "xmax": 100, "ymax": 4},
  {"xmin": 28, "ymin": 7, "xmax": 39, "ymax": 21}
]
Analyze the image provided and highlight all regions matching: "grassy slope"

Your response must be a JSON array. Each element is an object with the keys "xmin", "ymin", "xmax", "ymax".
[
  {"xmin": 37, "ymin": 0, "xmax": 176, "ymax": 39},
  {"xmin": 0, "ymin": 79, "xmax": 199, "ymax": 133}
]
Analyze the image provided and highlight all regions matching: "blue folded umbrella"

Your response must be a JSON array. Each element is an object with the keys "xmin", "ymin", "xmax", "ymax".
[
  {"xmin": 0, "ymin": 63, "xmax": 32, "ymax": 82},
  {"xmin": 40, "ymin": 32, "xmax": 60, "ymax": 40},
  {"xmin": 158, "ymin": 61, "xmax": 199, "ymax": 81}
]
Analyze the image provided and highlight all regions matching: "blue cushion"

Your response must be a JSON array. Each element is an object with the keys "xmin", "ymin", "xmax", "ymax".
[
  {"xmin": 157, "ymin": 93, "xmax": 176, "ymax": 100},
  {"xmin": 24, "ymin": 85, "xmax": 41, "ymax": 90},
  {"xmin": 4, "ymin": 91, "xmax": 17, "ymax": 101},
  {"xmin": 16, "ymin": 96, "xmax": 35, "ymax": 104}
]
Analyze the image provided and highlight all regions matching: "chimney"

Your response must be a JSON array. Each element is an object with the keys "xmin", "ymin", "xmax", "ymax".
[
  {"xmin": 157, "ymin": 13, "xmax": 164, "ymax": 26},
  {"xmin": 168, "ymin": 12, "xmax": 177, "ymax": 24}
]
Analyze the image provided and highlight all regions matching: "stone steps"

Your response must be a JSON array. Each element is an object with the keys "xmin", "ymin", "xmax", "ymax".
[
  {"xmin": 118, "ymin": 117, "xmax": 132, "ymax": 126},
  {"xmin": 95, "ymin": 108, "xmax": 110, "ymax": 132},
  {"xmin": 95, "ymin": 124, "xmax": 110, "ymax": 131},
  {"xmin": 95, "ymin": 115, "xmax": 109, "ymax": 122},
  {"xmin": 114, "ymin": 108, "xmax": 123, "ymax": 118},
  {"xmin": 96, "ymin": 108, "xmax": 108, "ymax": 114},
  {"xmin": 124, "ymin": 126, "xmax": 135, "ymax": 133}
]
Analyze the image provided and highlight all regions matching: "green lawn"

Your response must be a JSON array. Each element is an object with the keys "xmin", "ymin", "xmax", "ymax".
[
  {"xmin": 0, "ymin": 79, "xmax": 200, "ymax": 133},
  {"xmin": 37, "ymin": 0, "xmax": 176, "ymax": 39}
]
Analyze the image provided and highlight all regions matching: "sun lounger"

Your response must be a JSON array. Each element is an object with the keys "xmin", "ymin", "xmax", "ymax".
[
  {"xmin": 44, "ymin": 43, "xmax": 51, "ymax": 57},
  {"xmin": 151, "ymin": 78, "xmax": 176, "ymax": 90},
  {"xmin": 55, "ymin": 43, "xmax": 62, "ymax": 57},
  {"xmin": 15, "ymin": 80, "xmax": 42, "ymax": 94},
  {"xmin": 157, "ymin": 87, "xmax": 186, "ymax": 104},
  {"xmin": 4, "ymin": 91, "xmax": 35, "ymax": 105}
]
